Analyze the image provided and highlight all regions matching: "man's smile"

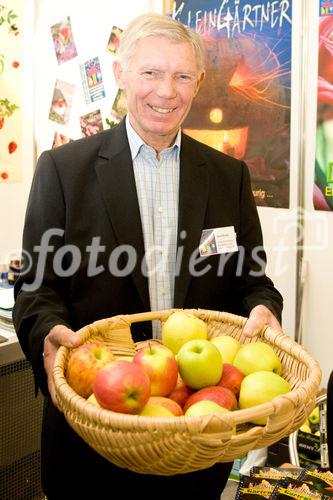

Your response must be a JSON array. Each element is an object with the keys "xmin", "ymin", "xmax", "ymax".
[{"xmin": 148, "ymin": 104, "xmax": 176, "ymax": 114}]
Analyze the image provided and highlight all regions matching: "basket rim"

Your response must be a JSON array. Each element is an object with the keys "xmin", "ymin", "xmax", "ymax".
[{"xmin": 53, "ymin": 308, "xmax": 322, "ymax": 435}]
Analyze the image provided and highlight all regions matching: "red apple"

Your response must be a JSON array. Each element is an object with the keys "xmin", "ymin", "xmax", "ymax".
[
  {"xmin": 147, "ymin": 396, "xmax": 183, "ymax": 416},
  {"xmin": 167, "ymin": 374, "xmax": 194, "ymax": 408},
  {"xmin": 93, "ymin": 360, "xmax": 151, "ymax": 414},
  {"xmin": 133, "ymin": 342, "xmax": 178, "ymax": 396},
  {"xmin": 216, "ymin": 363, "xmax": 245, "ymax": 396},
  {"xmin": 183, "ymin": 386, "xmax": 237, "ymax": 413},
  {"xmin": 66, "ymin": 341, "xmax": 115, "ymax": 398}
]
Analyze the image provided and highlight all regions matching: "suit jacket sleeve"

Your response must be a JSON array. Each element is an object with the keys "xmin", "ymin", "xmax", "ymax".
[{"xmin": 13, "ymin": 150, "xmax": 72, "ymax": 395}]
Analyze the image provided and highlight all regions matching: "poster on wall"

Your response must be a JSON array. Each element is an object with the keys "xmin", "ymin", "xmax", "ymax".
[
  {"xmin": 313, "ymin": 8, "xmax": 333, "ymax": 211},
  {"xmin": 0, "ymin": 0, "xmax": 23, "ymax": 183},
  {"xmin": 166, "ymin": 0, "xmax": 292, "ymax": 208}
]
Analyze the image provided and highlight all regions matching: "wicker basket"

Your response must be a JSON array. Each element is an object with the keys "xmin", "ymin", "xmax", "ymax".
[{"xmin": 53, "ymin": 309, "xmax": 322, "ymax": 476}]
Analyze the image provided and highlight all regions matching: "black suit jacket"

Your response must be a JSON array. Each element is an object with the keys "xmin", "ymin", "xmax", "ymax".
[{"xmin": 13, "ymin": 120, "xmax": 282, "ymax": 395}]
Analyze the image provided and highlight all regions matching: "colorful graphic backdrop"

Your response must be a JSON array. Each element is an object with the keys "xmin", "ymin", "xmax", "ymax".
[{"xmin": 168, "ymin": 0, "xmax": 292, "ymax": 208}]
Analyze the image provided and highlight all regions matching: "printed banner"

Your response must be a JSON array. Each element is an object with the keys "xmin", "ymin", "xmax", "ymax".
[
  {"xmin": 80, "ymin": 56, "xmax": 106, "ymax": 104},
  {"xmin": 0, "ymin": 1, "xmax": 23, "ymax": 183},
  {"xmin": 170, "ymin": 0, "xmax": 292, "ymax": 208},
  {"xmin": 314, "ymin": 15, "xmax": 333, "ymax": 211}
]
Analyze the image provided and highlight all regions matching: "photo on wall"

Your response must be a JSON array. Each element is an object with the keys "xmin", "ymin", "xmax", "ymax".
[
  {"xmin": 313, "ymin": 12, "xmax": 333, "ymax": 211},
  {"xmin": 50, "ymin": 16, "xmax": 78, "ymax": 65},
  {"xmin": 168, "ymin": 0, "xmax": 292, "ymax": 208}
]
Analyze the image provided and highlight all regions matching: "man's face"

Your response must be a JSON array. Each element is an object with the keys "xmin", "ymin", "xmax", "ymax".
[{"xmin": 113, "ymin": 36, "xmax": 204, "ymax": 147}]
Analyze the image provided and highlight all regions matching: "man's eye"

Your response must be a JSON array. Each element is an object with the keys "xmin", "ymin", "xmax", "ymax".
[
  {"xmin": 177, "ymin": 74, "xmax": 194, "ymax": 83},
  {"xmin": 142, "ymin": 70, "xmax": 157, "ymax": 78}
]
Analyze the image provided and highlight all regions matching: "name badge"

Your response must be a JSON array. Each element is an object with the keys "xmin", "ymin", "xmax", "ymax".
[{"xmin": 199, "ymin": 226, "xmax": 238, "ymax": 256}]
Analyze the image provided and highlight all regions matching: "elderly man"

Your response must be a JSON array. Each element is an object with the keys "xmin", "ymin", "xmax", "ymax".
[{"xmin": 13, "ymin": 12, "xmax": 283, "ymax": 500}]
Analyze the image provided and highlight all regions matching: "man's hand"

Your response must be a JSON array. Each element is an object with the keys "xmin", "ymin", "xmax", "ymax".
[
  {"xmin": 43, "ymin": 325, "xmax": 82, "ymax": 408},
  {"xmin": 243, "ymin": 305, "xmax": 282, "ymax": 337}
]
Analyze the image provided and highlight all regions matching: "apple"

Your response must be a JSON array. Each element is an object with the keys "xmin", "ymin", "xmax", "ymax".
[
  {"xmin": 93, "ymin": 360, "xmax": 151, "ymax": 414},
  {"xmin": 147, "ymin": 396, "xmax": 183, "ymax": 416},
  {"xmin": 177, "ymin": 339, "xmax": 222, "ymax": 389},
  {"xmin": 216, "ymin": 363, "xmax": 245, "ymax": 396},
  {"xmin": 167, "ymin": 374, "xmax": 194, "ymax": 408},
  {"xmin": 238, "ymin": 370, "xmax": 291, "ymax": 425},
  {"xmin": 308, "ymin": 406, "xmax": 320, "ymax": 425},
  {"xmin": 210, "ymin": 336, "xmax": 241, "ymax": 364},
  {"xmin": 183, "ymin": 386, "xmax": 237, "ymax": 413},
  {"xmin": 299, "ymin": 424, "xmax": 312, "ymax": 433},
  {"xmin": 161, "ymin": 311, "xmax": 207, "ymax": 354},
  {"xmin": 133, "ymin": 342, "xmax": 178, "ymax": 396},
  {"xmin": 139, "ymin": 403, "xmax": 174, "ymax": 417},
  {"xmin": 86, "ymin": 393, "xmax": 101, "ymax": 407},
  {"xmin": 233, "ymin": 342, "xmax": 282, "ymax": 376},
  {"xmin": 66, "ymin": 341, "xmax": 115, "ymax": 398},
  {"xmin": 185, "ymin": 400, "xmax": 230, "ymax": 417}
]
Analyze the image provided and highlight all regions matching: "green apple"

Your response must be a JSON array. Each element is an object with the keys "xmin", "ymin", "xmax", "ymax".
[
  {"xmin": 161, "ymin": 311, "xmax": 207, "ymax": 354},
  {"xmin": 139, "ymin": 403, "xmax": 174, "ymax": 417},
  {"xmin": 210, "ymin": 336, "xmax": 241, "ymax": 364},
  {"xmin": 239, "ymin": 371, "xmax": 291, "ymax": 425},
  {"xmin": 177, "ymin": 339, "xmax": 223, "ymax": 389},
  {"xmin": 185, "ymin": 400, "xmax": 229, "ymax": 417},
  {"xmin": 308, "ymin": 406, "xmax": 320, "ymax": 425},
  {"xmin": 299, "ymin": 424, "xmax": 312, "ymax": 433},
  {"xmin": 233, "ymin": 342, "xmax": 282, "ymax": 376}
]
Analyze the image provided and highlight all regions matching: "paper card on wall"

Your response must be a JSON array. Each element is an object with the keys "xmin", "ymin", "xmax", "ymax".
[
  {"xmin": 80, "ymin": 57, "xmax": 105, "ymax": 104},
  {"xmin": 111, "ymin": 89, "xmax": 127, "ymax": 120},
  {"xmin": 50, "ymin": 16, "xmax": 78, "ymax": 65},
  {"xmin": 52, "ymin": 131, "xmax": 73, "ymax": 149},
  {"xmin": 49, "ymin": 79, "xmax": 76, "ymax": 125},
  {"xmin": 320, "ymin": 1, "xmax": 333, "ymax": 16},
  {"xmin": 106, "ymin": 26, "xmax": 123, "ymax": 55},
  {"xmin": 80, "ymin": 109, "xmax": 104, "ymax": 137}
]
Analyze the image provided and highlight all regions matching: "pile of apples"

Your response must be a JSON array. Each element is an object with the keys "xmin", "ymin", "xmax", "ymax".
[{"xmin": 65, "ymin": 311, "xmax": 291, "ymax": 425}]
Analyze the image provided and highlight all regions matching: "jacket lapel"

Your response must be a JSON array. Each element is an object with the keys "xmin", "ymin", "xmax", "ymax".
[
  {"xmin": 174, "ymin": 134, "xmax": 209, "ymax": 308},
  {"xmin": 94, "ymin": 121, "xmax": 150, "ymax": 311}
]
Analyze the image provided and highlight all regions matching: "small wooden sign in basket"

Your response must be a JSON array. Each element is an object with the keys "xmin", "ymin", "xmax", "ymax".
[{"xmin": 53, "ymin": 309, "xmax": 322, "ymax": 476}]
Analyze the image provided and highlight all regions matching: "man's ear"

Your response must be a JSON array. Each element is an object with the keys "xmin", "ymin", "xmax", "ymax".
[
  {"xmin": 113, "ymin": 60, "xmax": 126, "ymax": 89},
  {"xmin": 194, "ymin": 71, "xmax": 205, "ymax": 97}
]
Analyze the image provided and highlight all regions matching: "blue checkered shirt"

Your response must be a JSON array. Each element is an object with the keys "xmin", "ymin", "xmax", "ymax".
[{"xmin": 125, "ymin": 116, "xmax": 181, "ymax": 338}]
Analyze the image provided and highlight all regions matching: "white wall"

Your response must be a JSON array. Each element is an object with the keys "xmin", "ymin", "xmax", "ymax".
[
  {"xmin": 35, "ymin": 0, "xmax": 152, "ymax": 154},
  {"xmin": 0, "ymin": 1, "xmax": 35, "ymax": 263}
]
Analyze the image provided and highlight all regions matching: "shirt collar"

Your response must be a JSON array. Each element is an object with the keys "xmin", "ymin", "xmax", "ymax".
[{"xmin": 125, "ymin": 115, "xmax": 181, "ymax": 161}]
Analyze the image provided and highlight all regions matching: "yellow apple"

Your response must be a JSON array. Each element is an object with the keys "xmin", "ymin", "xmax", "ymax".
[
  {"xmin": 299, "ymin": 424, "xmax": 312, "ymax": 433},
  {"xmin": 239, "ymin": 371, "xmax": 291, "ymax": 425},
  {"xmin": 233, "ymin": 342, "xmax": 282, "ymax": 376},
  {"xmin": 86, "ymin": 393, "xmax": 101, "ymax": 407},
  {"xmin": 161, "ymin": 311, "xmax": 207, "ymax": 354},
  {"xmin": 185, "ymin": 400, "xmax": 230, "ymax": 417},
  {"xmin": 210, "ymin": 336, "xmax": 241, "ymax": 364},
  {"xmin": 139, "ymin": 403, "xmax": 174, "ymax": 417}
]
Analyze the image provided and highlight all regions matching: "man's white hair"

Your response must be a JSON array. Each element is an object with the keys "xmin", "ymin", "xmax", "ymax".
[{"xmin": 118, "ymin": 13, "xmax": 206, "ymax": 73}]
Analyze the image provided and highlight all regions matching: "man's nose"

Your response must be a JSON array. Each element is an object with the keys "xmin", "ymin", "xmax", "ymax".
[{"xmin": 155, "ymin": 74, "xmax": 177, "ymax": 98}]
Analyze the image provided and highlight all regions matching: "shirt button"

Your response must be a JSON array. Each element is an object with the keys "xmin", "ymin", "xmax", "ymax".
[{"xmin": 158, "ymin": 207, "xmax": 163, "ymax": 213}]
